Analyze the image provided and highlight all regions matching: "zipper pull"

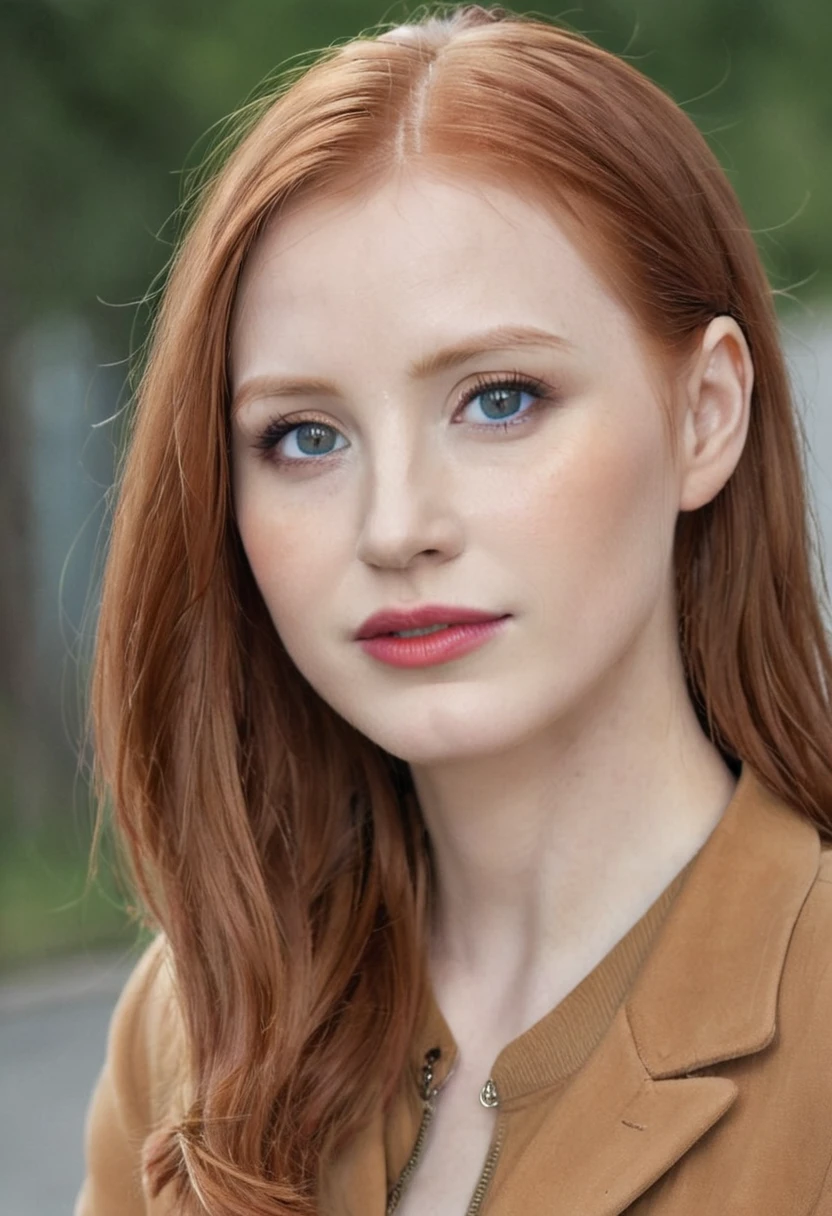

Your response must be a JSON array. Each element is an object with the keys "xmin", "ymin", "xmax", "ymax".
[
  {"xmin": 479, "ymin": 1077, "xmax": 499, "ymax": 1108},
  {"xmin": 420, "ymin": 1046, "xmax": 442, "ymax": 1101}
]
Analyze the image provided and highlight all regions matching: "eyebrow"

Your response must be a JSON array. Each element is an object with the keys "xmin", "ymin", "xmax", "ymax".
[{"xmin": 230, "ymin": 324, "xmax": 574, "ymax": 414}]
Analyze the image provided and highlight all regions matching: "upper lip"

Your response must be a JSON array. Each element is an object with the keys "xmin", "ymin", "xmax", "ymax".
[{"xmin": 355, "ymin": 604, "xmax": 509, "ymax": 640}]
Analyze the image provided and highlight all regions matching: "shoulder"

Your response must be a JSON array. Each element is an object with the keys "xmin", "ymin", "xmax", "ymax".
[
  {"xmin": 779, "ymin": 841, "xmax": 832, "ymax": 1034},
  {"xmin": 105, "ymin": 933, "xmax": 186, "ymax": 1130},
  {"xmin": 75, "ymin": 934, "xmax": 187, "ymax": 1216},
  {"xmin": 817, "ymin": 845, "xmax": 832, "ymax": 885},
  {"xmin": 773, "ymin": 845, "xmax": 832, "ymax": 1210},
  {"xmin": 793, "ymin": 841, "xmax": 832, "ymax": 940}
]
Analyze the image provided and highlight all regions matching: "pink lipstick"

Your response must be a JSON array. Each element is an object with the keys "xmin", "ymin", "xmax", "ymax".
[{"xmin": 355, "ymin": 604, "xmax": 511, "ymax": 669}]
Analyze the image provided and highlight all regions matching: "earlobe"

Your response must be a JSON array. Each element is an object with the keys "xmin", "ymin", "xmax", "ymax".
[{"xmin": 678, "ymin": 316, "xmax": 754, "ymax": 513}]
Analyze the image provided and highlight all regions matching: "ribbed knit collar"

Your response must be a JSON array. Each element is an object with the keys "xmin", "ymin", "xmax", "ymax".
[{"xmin": 407, "ymin": 850, "xmax": 695, "ymax": 1107}]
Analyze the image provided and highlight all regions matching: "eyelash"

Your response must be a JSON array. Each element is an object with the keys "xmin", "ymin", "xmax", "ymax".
[{"xmin": 252, "ymin": 370, "xmax": 556, "ymax": 467}]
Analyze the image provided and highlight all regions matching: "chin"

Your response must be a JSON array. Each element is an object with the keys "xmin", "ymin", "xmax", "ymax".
[{"xmin": 360, "ymin": 713, "xmax": 531, "ymax": 768}]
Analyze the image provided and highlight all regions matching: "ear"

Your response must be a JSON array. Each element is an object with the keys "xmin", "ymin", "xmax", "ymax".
[{"xmin": 678, "ymin": 316, "xmax": 753, "ymax": 512}]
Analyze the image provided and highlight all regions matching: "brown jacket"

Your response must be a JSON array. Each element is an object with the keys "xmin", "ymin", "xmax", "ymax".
[{"xmin": 76, "ymin": 766, "xmax": 832, "ymax": 1215}]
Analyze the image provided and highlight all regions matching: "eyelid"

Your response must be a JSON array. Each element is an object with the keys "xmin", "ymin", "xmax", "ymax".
[{"xmin": 455, "ymin": 369, "xmax": 551, "ymax": 412}]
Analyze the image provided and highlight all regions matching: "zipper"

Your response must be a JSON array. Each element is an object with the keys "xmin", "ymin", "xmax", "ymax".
[
  {"xmin": 386, "ymin": 1048, "xmax": 505, "ymax": 1216},
  {"xmin": 385, "ymin": 1047, "xmax": 443, "ymax": 1215},
  {"xmin": 465, "ymin": 1111, "xmax": 505, "ymax": 1216}
]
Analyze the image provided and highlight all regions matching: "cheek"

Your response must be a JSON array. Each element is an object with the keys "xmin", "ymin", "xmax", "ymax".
[
  {"xmin": 233, "ymin": 480, "xmax": 346, "ymax": 635},
  {"xmin": 518, "ymin": 402, "xmax": 676, "ymax": 616}
]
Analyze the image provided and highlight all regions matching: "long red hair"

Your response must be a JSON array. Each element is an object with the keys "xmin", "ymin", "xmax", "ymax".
[{"xmin": 91, "ymin": 5, "xmax": 832, "ymax": 1212}]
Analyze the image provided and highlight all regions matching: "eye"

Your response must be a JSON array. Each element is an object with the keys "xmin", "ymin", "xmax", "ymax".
[
  {"xmin": 251, "ymin": 371, "xmax": 554, "ymax": 467},
  {"xmin": 253, "ymin": 418, "xmax": 348, "ymax": 463},
  {"xmin": 456, "ymin": 372, "xmax": 551, "ymax": 430}
]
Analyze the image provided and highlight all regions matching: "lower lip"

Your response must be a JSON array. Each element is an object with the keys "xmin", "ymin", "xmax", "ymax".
[{"xmin": 358, "ymin": 617, "xmax": 511, "ymax": 668}]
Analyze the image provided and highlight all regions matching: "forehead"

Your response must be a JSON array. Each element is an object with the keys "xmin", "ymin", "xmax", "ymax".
[{"xmin": 230, "ymin": 167, "xmax": 641, "ymax": 379}]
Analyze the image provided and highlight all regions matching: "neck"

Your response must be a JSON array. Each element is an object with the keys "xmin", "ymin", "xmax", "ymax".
[{"xmin": 410, "ymin": 642, "xmax": 737, "ymax": 1020}]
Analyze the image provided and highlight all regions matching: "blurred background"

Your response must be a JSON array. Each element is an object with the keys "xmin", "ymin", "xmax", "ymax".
[{"xmin": 1, "ymin": 0, "xmax": 831, "ymax": 1211}]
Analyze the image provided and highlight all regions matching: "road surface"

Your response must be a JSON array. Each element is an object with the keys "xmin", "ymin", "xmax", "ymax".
[{"xmin": 0, "ymin": 953, "xmax": 134, "ymax": 1216}]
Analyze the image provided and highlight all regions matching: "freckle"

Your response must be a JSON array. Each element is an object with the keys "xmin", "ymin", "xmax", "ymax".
[{"xmin": 621, "ymin": 1118, "xmax": 647, "ymax": 1131}]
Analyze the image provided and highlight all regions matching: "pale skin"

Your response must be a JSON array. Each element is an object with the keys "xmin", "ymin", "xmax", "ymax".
[{"xmin": 229, "ymin": 166, "xmax": 753, "ymax": 1215}]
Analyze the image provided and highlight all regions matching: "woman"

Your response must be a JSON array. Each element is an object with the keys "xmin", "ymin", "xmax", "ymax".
[{"xmin": 76, "ymin": 5, "xmax": 832, "ymax": 1215}]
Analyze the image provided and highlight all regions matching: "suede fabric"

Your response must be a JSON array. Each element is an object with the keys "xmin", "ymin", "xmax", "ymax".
[{"xmin": 76, "ymin": 765, "xmax": 832, "ymax": 1215}]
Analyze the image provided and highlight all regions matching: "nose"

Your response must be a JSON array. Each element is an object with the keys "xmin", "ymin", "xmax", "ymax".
[{"xmin": 354, "ymin": 434, "xmax": 463, "ymax": 571}]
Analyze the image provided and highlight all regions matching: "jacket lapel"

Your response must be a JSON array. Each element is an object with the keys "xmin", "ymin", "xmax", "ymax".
[
  {"xmin": 495, "ymin": 765, "xmax": 820, "ymax": 1215},
  {"xmin": 627, "ymin": 765, "xmax": 819, "ymax": 1078},
  {"xmin": 492, "ymin": 1003, "xmax": 737, "ymax": 1215}
]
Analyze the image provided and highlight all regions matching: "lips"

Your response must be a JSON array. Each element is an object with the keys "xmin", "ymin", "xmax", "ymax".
[{"xmin": 355, "ymin": 604, "xmax": 509, "ymax": 641}]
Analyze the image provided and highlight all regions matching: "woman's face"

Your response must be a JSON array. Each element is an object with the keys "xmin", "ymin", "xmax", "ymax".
[{"xmin": 229, "ymin": 168, "xmax": 685, "ymax": 765}]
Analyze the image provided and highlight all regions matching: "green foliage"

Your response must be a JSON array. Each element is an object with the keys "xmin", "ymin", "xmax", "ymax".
[
  {"xmin": 570, "ymin": 0, "xmax": 832, "ymax": 299},
  {"xmin": 0, "ymin": 816, "xmax": 141, "ymax": 970}
]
